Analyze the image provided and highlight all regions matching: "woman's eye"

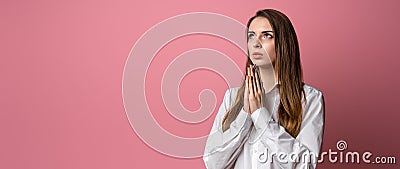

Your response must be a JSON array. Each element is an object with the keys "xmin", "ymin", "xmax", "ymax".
[
  {"xmin": 263, "ymin": 34, "xmax": 273, "ymax": 39},
  {"xmin": 248, "ymin": 34, "xmax": 255, "ymax": 39}
]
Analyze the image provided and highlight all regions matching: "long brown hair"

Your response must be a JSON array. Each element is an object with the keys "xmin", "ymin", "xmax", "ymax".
[{"xmin": 222, "ymin": 9, "xmax": 306, "ymax": 138}]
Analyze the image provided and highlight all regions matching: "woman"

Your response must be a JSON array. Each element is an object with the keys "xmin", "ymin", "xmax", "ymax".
[{"xmin": 203, "ymin": 9, "xmax": 325, "ymax": 169}]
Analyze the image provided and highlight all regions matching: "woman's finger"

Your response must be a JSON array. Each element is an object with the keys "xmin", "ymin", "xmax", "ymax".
[
  {"xmin": 246, "ymin": 66, "xmax": 250, "ymax": 95},
  {"xmin": 255, "ymin": 67, "xmax": 264, "ymax": 106},
  {"xmin": 247, "ymin": 66, "xmax": 250, "ymax": 91},
  {"xmin": 249, "ymin": 67, "xmax": 254, "ymax": 97},
  {"xmin": 250, "ymin": 65, "xmax": 255, "ymax": 96},
  {"xmin": 245, "ymin": 74, "xmax": 249, "ymax": 95},
  {"xmin": 252, "ymin": 65, "xmax": 258, "ymax": 97},
  {"xmin": 246, "ymin": 66, "xmax": 248, "ymax": 76},
  {"xmin": 254, "ymin": 65, "xmax": 261, "ymax": 95}
]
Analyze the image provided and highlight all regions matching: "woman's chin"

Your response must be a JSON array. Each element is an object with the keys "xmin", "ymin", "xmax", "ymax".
[{"xmin": 251, "ymin": 61, "xmax": 274, "ymax": 68}]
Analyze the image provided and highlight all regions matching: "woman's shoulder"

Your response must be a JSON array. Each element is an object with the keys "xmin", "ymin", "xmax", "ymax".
[
  {"xmin": 303, "ymin": 83, "xmax": 322, "ymax": 94},
  {"xmin": 303, "ymin": 83, "xmax": 324, "ymax": 101},
  {"xmin": 220, "ymin": 87, "xmax": 241, "ymax": 105},
  {"xmin": 229, "ymin": 86, "xmax": 241, "ymax": 92},
  {"xmin": 225, "ymin": 86, "xmax": 240, "ymax": 98},
  {"xmin": 226, "ymin": 87, "xmax": 241, "ymax": 97}
]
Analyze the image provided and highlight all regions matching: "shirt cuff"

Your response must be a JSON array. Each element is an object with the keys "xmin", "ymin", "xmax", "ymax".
[
  {"xmin": 231, "ymin": 108, "xmax": 251, "ymax": 128},
  {"xmin": 250, "ymin": 107, "xmax": 272, "ymax": 131},
  {"xmin": 221, "ymin": 108, "xmax": 252, "ymax": 142}
]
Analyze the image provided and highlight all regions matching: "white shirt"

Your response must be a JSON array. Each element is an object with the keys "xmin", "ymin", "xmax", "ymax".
[{"xmin": 203, "ymin": 83, "xmax": 325, "ymax": 169}]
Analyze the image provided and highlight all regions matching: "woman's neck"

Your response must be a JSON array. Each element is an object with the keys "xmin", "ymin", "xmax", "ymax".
[{"xmin": 257, "ymin": 64, "xmax": 278, "ymax": 93}]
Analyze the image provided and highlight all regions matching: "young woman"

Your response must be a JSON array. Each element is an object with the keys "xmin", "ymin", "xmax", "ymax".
[{"xmin": 203, "ymin": 9, "xmax": 325, "ymax": 169}]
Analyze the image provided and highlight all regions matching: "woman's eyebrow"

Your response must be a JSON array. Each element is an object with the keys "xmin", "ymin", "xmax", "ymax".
[
  {"xmin": 261, "ymin": 31, "xmax": 274, "ymax": 34},
  {"xmin": 247, "ymin": 30, "xmax": 274, "ymax": 34}
]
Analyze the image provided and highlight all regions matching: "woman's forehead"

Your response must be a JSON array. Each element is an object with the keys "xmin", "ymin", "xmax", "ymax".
[{"xmin": 249, "ymin": 17, "xmax": 273, "ymax": 32}]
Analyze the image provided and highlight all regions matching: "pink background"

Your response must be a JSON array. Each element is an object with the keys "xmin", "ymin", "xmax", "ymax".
[{"xmin": 1, "ymin": 0, "xmax": 399, "ymax": 168}]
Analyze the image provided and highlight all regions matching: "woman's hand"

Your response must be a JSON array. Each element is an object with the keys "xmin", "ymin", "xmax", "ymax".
[{"xmin": 243, "ymin": 64, "xmax": 264, "ymax": 114}]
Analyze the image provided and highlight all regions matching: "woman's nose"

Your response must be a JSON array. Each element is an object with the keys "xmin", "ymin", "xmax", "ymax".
[{"xmin": 253, "ymin": 40, "xmax": 262, "ymax": 48}]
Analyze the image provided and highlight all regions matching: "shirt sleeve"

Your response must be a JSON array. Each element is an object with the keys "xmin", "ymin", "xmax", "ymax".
[
  {"xmin": 250, "ymin": 89, "xmax": 325, "ymax": 169},
  {"xmin": 203, "ymin": 88, "xmax": 253, "ymax": 169}
]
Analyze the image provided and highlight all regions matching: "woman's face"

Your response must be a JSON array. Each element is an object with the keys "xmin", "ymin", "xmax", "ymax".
[{"xmin": 247, "ymin": 17, "xmax": 276, "ymax": 68}]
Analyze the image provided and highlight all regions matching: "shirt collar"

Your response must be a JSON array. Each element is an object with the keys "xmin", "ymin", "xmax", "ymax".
[{"xmin": 264, "ymin": 81, "xmax": 279, "ymax": 94}]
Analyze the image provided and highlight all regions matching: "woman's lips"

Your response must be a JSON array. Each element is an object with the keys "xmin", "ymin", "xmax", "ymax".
[{"xmin": 252, "ymin": 52, "xmax": 263, "ymax": 59}]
